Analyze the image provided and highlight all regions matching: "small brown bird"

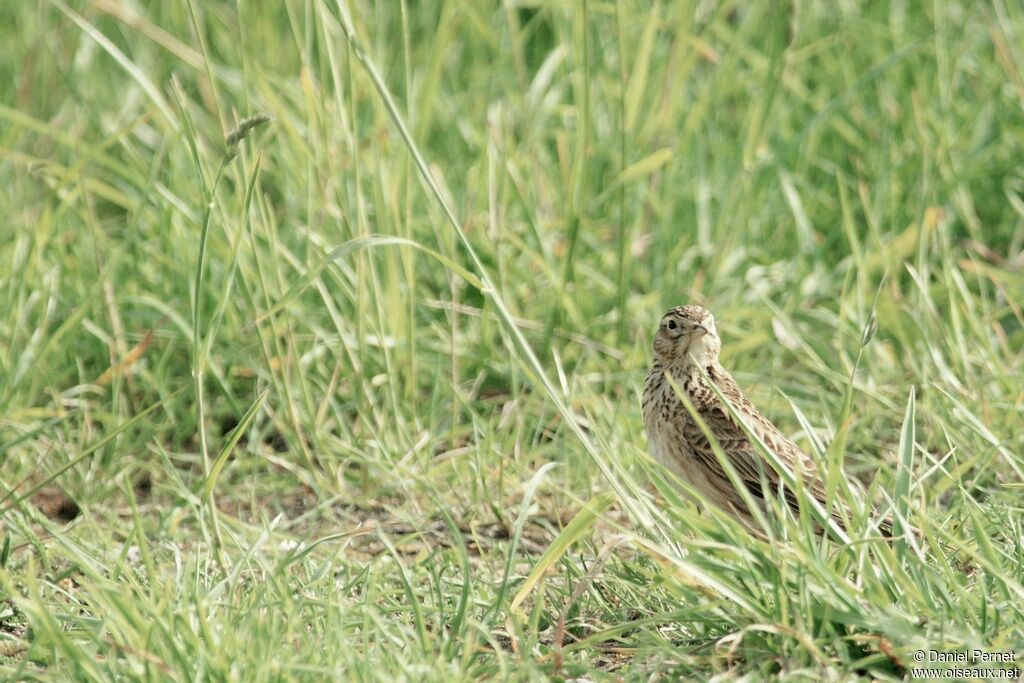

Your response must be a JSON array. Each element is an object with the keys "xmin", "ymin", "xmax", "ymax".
[{"xmin": 642, "ymin": 304, "xmax": 891, "ymax": 538}]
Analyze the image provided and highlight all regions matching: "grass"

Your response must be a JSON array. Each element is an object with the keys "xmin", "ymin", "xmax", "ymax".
[{"xmin": 2, "ymin": 0, "xmax": 1023, "ymax": 679}]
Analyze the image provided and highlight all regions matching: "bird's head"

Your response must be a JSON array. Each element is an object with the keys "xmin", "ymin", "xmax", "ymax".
[{"xmin": 653, "ymin": 305, "xmax": 720, "ymax": 366}]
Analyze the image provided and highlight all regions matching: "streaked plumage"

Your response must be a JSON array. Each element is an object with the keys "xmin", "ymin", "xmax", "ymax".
[{"xmin": 642, "ymin": 305, "xmax": 890, "ymax": 537}]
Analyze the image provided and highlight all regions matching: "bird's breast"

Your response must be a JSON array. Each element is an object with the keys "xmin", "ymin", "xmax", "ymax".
[
  {"xmin": 643, "ymin": 370, "xmax": 723, "ymax": 493},
  {"xmin": 643, "ymin": 377, "xmax": 694, "ymax": 472}
]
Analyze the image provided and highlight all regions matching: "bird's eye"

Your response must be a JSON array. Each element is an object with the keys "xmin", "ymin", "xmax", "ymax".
[{"xmin": 667, "ymin": 320, "xmax": 677, "ymax": 330}]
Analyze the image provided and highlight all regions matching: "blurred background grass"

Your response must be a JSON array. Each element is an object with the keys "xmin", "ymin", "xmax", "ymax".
[{"xmin": 1, "ymin": 1, "xmax": 1023, "ymax": 679}]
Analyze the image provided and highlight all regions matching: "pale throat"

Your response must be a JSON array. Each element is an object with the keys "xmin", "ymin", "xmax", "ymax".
[
  {"xmin": 664, "ymin": 336, "xmax": 717, "ymax": 376},
  {"xmin": 683, "ymin": 336, "xmax": 717, "ymax": 368}
]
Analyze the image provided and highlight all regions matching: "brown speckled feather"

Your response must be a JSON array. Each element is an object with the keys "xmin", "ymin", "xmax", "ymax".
[{"xmin": 642, "ymin": 305, "xmax": 890, "ymax": 537}]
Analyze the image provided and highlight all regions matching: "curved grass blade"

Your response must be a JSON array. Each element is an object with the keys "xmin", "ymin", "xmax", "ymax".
[
  {"xmin": 201, "ymin": 389, "xmax": 270, "ymax": 502},
  {"xmin": 250, "ymin": 235, "xmax": 484, "ymax": 328},
  {"xmin": 510, "ymin": 491, "xmax": 615, "ymax": 611},
  {"xmin": 893, "ymin": 388, "xmax": 915, "ymax": 557}
]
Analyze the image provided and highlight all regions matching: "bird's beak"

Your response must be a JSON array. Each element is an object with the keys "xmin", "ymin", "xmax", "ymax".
[{"xmin": 694, "ymin": 324, "xmax": 709, "ymax": 337}]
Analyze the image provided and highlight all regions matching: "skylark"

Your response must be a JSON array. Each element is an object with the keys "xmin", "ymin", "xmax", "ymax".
[{"xmin": 642, "ymin": 304, "xmax": 892, "ymax": 538}]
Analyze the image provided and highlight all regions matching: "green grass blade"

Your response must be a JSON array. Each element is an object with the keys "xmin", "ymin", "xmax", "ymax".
[
  {"xmin": 510, "ymin": 491, "xmax": 615, "ymax": 611},
  {"xmin": 201, "ymin": 389, "xmax": 270, "ymax": 502}
]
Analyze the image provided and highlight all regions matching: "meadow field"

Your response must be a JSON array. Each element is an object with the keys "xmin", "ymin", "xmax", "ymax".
[{"xmin": 2, "ymin": 1, "xmax": 1024, "ymax": 680}]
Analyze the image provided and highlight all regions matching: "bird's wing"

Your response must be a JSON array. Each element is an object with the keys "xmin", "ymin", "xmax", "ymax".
[
  {"xmin": 682, "ymin": 366, "xmax": 897, "ymax": 538},
  {"xmin": 688, "ymin": 366, "xmax": 833, "ymax": 515}
]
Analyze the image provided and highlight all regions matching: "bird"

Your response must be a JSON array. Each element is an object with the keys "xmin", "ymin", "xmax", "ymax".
[{"xmin": 642, "ymin": 304, "xmax": 893, "ymax": 539}]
